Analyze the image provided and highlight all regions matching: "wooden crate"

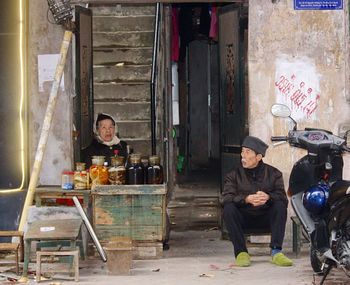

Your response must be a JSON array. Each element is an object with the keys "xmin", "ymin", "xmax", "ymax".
[{"xmin": 92, "ymin": 185, "xmax": 167, "ymax": 243}]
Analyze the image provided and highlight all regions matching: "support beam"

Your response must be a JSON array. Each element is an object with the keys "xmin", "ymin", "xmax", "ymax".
[{"xmin": 18, "ymin": 30, "xmax": 73, "ymax": 232}]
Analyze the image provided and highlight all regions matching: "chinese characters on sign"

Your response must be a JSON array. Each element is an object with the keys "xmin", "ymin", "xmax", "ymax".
[
  {"xmin": 275, "ymin": 56, "xmax": 321, "ymax": 121},
  {"xmin": 294, "ymin": 0, "xmax": 343, "ymax": 10},
  {"xmin": 275, "ymin": 74, "xmax": 319, "ymax": 118}
]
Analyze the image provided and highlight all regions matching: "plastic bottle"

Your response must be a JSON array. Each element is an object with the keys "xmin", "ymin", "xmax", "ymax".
[{"xmin": 61, "ymin": 171, "xmax": 74, "ymax": 190}]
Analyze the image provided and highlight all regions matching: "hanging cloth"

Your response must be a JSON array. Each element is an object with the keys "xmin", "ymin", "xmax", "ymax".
[
  {"xmin": 171, "ymin": 7, "xmax": 180, "ymax": 62},
  {"xmin": 209, "ymin": 5, "xmax": 218, "ymax": 41}
]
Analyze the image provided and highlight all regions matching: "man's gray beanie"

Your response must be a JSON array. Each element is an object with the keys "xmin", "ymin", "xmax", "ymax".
[{"xmin": 242, "ymin": 136, "xmax": 269, "ymax": 157}]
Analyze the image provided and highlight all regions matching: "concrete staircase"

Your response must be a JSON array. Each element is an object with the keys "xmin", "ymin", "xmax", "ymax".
[
  {"xmin": 168, "ymin": 170, "xmax": 221, "ymax": 231},
  {"xmin": 91, "ymin": 4, "xmax": 156, "ymax": 156}
]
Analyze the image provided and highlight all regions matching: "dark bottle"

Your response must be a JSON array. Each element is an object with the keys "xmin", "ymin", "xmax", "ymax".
[
  {"xmin": 147, "ymin": 155, "xmax": 163, "ymax": 184},
  {"xmin": 127, "ymin": 154, "xmax": 144, "ymax": 185},
  {"xmin": 141, "ymin": 157, "xmax": 149, "ymax": 184}
]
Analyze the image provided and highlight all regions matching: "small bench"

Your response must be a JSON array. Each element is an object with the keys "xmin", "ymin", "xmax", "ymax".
[
  {"xmin": 36, "ymin": 249, "xmax": 79, "ymax": 282},
  {"xmin": 0, "ymin": 231, "xmax": 24, "ymax": 275}
]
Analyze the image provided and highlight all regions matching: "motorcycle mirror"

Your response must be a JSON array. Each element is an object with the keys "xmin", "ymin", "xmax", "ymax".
[
  {"xmin": 270, "ymin": 103, "xmax": 297, "ymax": 130},
  {"xmin": 270, "ymin": 104, "xmax": 291, "ymax": 117}
]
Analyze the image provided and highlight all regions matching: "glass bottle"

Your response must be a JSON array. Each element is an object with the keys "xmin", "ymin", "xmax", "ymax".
[
  {"xmin": 127, "ymin": 154, "xmax": 144, "ymax": 185},
  {"xmin": 89, "ymin": 156, "xmax": 109, "ymax": 187},
  {"xmin": 147, "ymin": 155, "xmax": 163, "ymax": 184},
  {"xmin": 141, "ymin": 157, "xmax": 149, "ymax": 184},
  {"xmin": 109, "ymin": 156, "xmax": 126, "ymax": 185},
  {"xmin": 74, "ymin": 162, "xmax": 88, "ymax": 190}
]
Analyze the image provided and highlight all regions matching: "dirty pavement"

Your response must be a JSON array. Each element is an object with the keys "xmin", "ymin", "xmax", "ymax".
[{"xmin": 1, "ymin": 230, "xmax": 349, "ymax": 285}]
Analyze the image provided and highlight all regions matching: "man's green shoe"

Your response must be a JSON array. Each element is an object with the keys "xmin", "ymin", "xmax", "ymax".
[
  {"xmin": 272, "ymin": 252, "xmax": 293, "ymax": 266},
  {"xmin": 236, "ymin": 252, "xmax": 251, "ymax": 267}
]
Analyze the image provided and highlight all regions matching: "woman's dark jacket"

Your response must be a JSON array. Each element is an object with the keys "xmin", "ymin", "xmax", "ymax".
[
  {"xmin": 221, "ymin": 161, "xmax": 288, "ymax": 212},
  {"xmin": 81, "ymin": 139, "xmax": 128, "ymax": 168}
]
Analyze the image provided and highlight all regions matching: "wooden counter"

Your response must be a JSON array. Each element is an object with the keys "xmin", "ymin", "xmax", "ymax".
[
  {"xmin": 35, "ymin": 186, "xmax": 91, "ymax": 208},
  {"xmin": 91, "ymin": 184, "xmax": 167, "ymax": 243}
]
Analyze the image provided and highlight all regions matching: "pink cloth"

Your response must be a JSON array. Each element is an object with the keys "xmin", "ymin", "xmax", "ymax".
[
  {"xmin": 171, "ymin": 7, "xmax": 179, "ymax": 62},
  {"xmin": 209, "ymin": 6, "xmax": 218, "ymax": 40}
]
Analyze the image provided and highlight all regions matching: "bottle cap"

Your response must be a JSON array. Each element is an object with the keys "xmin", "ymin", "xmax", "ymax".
[{"xmin": 149, "ymin": 155, "xmax": 160, "ymax": 165}]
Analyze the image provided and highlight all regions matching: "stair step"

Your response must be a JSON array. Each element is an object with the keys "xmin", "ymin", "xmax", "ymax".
[
  {"xmin": 93, "ymin": 31, "xmax": 154, "ymax": 48},
  {"xmin": 117, "ymin": 121, "xmax": 162, "ymax": 140},
  {"xmin": 91, "ymin": 5, "xmax": 155, "ymax": 17},
  {"xmin": 168, "ymin": 197, "xmax": 219, "ymax": 207},
  {"xmin": 94, "ymin": 101, "xmax": 150, "ymax": 120},
  {"xmin": 93, "ymin": 65, "xmax": 151, "ymax": 83},
  {"xmin": 168, "ymin": 206, "xmax": 219, "ymax": 230},
  {"xmin": 94, "ymin": 82, "xmax": 150, "ymax": 102},
  {"xmin": 117, "ymin": 121, "xmax": 151, "ymax": 139},
  {"xmin": 123, "ymin": 139, "xmax": 157, "ymax": 156},
  {"xmin": 93, "ymin": 15, "xmax": 155, "ymax": 32},
  {"xmin": 93, "ymin": 47, "xmax": 153, "ymax": 66}
]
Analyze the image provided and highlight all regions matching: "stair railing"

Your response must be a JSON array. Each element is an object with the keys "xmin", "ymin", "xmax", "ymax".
[{"xmin": 150, "ymin": 3, "xmax": 161, "ymax": 155}]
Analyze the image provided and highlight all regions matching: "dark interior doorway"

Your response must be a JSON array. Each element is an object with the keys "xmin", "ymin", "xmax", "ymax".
[
  {"xmin": 173, "ymin": 3, "xmax": 248, "ymax": 186},
  {"xmin": 169, "ymin": 3, "xmax": 248, "ymax": 230},
  {"xmin": 174, "ymin": 3, "xmax": 221, "ymax": 187}
]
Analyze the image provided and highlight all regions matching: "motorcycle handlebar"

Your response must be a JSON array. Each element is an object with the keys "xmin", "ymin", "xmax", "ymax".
[{"xmin": 271, "ymin": 136, "xmax": 289, "ymax": 142}]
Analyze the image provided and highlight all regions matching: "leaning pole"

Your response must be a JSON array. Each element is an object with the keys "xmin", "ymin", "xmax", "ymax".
[{"xmin": 18, "ymin": 30, "xmax": 73, "ymax": 232}]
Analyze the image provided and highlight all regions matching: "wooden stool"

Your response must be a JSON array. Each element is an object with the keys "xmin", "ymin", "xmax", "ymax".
[
  {"xmin": 36, "ymin": 249, "xmax": 79, "ymax": 282},
  {"xmin": 0, "ymin": 243, "xmax": 20, "ymax": 275},
  {"xmin": 0, "ymin": 231, "xmax": 24, "ymax": 275}
]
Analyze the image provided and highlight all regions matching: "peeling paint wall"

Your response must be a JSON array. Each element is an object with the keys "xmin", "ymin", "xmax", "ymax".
[
  {"xmin": 249, "ymin": 0, "xmax": 350, "ymax": 203},
  {"xmin": 28, "ymin": 1, "xmax": 73, "ymax": 185}
]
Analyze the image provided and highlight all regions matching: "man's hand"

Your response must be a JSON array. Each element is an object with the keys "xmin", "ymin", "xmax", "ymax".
[{"xmin": 245, "ymin": 191, "xmax": 270, "ymax": 207}]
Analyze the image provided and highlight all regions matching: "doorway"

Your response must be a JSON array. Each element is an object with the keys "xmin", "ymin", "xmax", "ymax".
[{"xmin": 168, "ymin": 3, "xmax": 248, "ymax": 231}]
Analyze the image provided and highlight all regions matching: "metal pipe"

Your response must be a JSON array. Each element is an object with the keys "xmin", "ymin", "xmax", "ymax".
[
  {"xmin": 18, "ymin": 30, "xmax": 73, "ymax": 232},
  {"xmin": 73, "ymin": 196, "xmax": 107, "ymax": 262},
  {"xmin": 150, "ymin": 3, "xmax": 161, "ymax": 155}
]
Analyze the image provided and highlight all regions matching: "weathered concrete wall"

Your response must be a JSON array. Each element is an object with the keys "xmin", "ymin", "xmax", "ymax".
[
  {"xmin": 28, "ymin": 1, "xmax": 73, "ymax": 185},
  {"xmin": 248, "ymin": 0, "xmax": 350, "ymax": 233}
]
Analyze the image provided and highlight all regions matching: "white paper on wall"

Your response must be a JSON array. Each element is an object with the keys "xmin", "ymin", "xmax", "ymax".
[{"xmin": 38, "ymin": 54, "xmax": 65, "ymax": 92}]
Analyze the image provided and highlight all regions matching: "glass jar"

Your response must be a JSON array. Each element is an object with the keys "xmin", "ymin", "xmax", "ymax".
[
  {"xmin": 75, "ymin": 162, "xmax": 86, "ymax": 172},
  {"xmin": 108, "ymin": 156, "xmax": 126, "ymax": 185},
  {"xmin": 74, "ymin": 162, "xmax": 89, "ymax": 190},
  {"xmin": 61, "ymin": 171, "xmax": 74, "ymax": 190},
  {"xmin": 89, "ymin": 156, "xmax": 109, "ymax": 187},
  {"xmin": 126, "ymin": 153, "xmax": 144, "ymax": 185},
  {"xmin": 147, "ymin": 155, "xmax": 163, "ymax": 184},
  {"xmin": 141, "ymin": 157, "xmax": 149, "ymax": 184}
]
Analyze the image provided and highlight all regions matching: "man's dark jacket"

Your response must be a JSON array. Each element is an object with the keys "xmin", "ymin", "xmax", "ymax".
[{"xmin": 221, "ymin": 161, "xmax": 288, "ymax": 212}]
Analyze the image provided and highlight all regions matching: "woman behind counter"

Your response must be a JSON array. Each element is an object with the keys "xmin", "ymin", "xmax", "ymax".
[{"xmin": 82, "ymin": 113, "xmax": 128, "ymax": 168}]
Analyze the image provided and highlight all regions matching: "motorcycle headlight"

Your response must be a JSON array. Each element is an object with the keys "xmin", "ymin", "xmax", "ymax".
[{"xmin": 302, "ymin": 184, "xmax": 330, "ymax": 215}]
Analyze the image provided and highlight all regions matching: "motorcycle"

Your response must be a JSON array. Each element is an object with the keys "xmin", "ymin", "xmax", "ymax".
[{"xmin": 270, "ymin": 103, "xmax": 350, "ymax": 284}]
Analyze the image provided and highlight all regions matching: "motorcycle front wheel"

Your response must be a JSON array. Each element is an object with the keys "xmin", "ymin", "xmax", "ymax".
[{"xmin": 310, "ymin": 244, "xmax": 323, "ymax": 275}]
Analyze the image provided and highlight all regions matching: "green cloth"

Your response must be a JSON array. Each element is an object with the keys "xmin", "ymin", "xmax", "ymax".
[
  {"xmin": 236, "ymin": 252, "xmax": 251, "ymax": 267},
  {"xmin": 271, "ymin": 252, "xmax": 293, "ymax": 266}
]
